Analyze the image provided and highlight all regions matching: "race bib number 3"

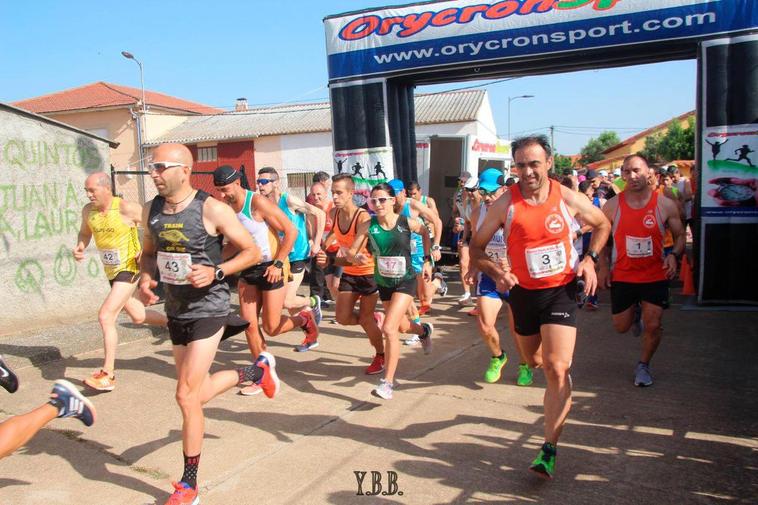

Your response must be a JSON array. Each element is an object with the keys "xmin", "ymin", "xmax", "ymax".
[
  {"xmin": 157, "ymin": 251, "xmax": 193, "ymax": 285},
  {"xmin": 525, "ymin": 243, "xmax": 566, "ymax": 279},
  {"xmin": 99, "ymin": 249, "xmax": 121, "ymax": 266},
  {"xmin": 626, "ymin": 235, "xmax": 653, "ymax": 258},
  {"xmin": 378, "ymin": 256, "xmax": 407, "ymax": 279}
]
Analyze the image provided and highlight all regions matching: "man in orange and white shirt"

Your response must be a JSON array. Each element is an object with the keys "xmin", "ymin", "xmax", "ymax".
[
  {"xmin": 598, "ymin": 154, "xmax": 684, "ymax": 388},
  {"xmin": 471, "ymin": 135, "xmax": 610, "ymax": 479}
]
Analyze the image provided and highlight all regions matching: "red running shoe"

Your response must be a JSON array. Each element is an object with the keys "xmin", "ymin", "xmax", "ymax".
[
  {"xmin": 164, "ymin": 481, "xmax": 198, "ymax": 505},
  {"xmin": 418, "ymin": 305, "xmax": 432, "ymax": 316},
  {"xmin": 255, "ymin": 352, "xmax": 280, "ymax": 399},
  {"xmin": 468, "ymin": 308, "xmax": 480, "ymax": 317},
  {"xmin": 365, "ymin": 354, "xmax": 385, "ymax": 375}
]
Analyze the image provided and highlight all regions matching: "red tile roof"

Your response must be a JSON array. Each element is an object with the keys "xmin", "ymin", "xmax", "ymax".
[{"xmin": 12, "ymin": 81, "xmax": 221, "ymax": 115}]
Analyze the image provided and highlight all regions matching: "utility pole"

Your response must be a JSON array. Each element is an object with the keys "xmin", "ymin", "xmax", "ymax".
[{"xmin": 550, "ymin": 125, "xmax": 555, "ymax": 154}]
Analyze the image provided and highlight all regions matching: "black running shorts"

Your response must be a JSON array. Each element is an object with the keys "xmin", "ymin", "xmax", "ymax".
[
  {"xmin": 339, "ymin": 273, "xmax": 378, "ymax": 296},
  {"xmin": 378, "ymin": 278, "xmax": 417, "ymax": 302},
  {"xmin": 507, "ymin": 280, "xmax": 578, "ymax": 336},
  {"xmin": 168, "ymin": 314, "xmax": 249, "ymax": 346},
  {"xmin": 109, "ymin": 270, "xmax": 139, "ymax": 287},
  {"xmin": 610, "ymin": 280, "xmax": 669, "ymax": 314},
  {"xmin": 239, "ymin": 262, "xmax": 284, "ymax": 291}
]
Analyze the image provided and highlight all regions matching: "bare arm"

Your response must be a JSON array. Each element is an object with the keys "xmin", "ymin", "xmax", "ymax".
[
  {"xmin": 347, "ymin": 218, "xmax": 371, "ymax": 262},
  {"xmin": 427, "ymin": 196, "xmax": 438, "ymax": 215},
  {"xmin": 288, "ymin": 194, "xmax": 325, "ymax": 254},
  {"xmin": 255, "ymin": 193, "xmax": 296, "ymax": 263},
  {"xmin": 138, "ymin": 201, "xmax": 159, "ymax": 305},
  {"xmin": 411, "ymin": 199, "xmax": 441, "ymax": 247},
  {"xmin": 661, "ymin": 196, "xmax": 686, "ymax": 279},
  {"xmin": 408, "ymin": 217, "xmax": 433, "ymax": 281},
  {"xmin": 73, "ymin": 205, "xmax": 93, "ymax": 261},
  {"xmin": 120, "ymin": 200, "xmax": 143, "ymax": 227},
  {"xmin": 470, "ymin": 193, "xmax": 515, "ymax": 291},
  {"xmin": 202, "ymin": 198, "xmax": 261, "ymax": 280},
  {"xmin": 561, "ymin": 185, "xmax": 611, "ymax": 295},
  {"xmin": 597, "ymin": 197, "xmax": 619, "ymax": 289},
  {"xmin": 333, "ymin": 210, "xmax": 370, "ymax": 267}
]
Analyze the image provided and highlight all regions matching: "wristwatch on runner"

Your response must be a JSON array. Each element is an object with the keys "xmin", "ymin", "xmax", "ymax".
[
  {"xmin": 586, "ymin": 250, "xmax": 600, "ymax": 263},
  {"xmin": 273, "ymin": 259, "xmax": 284, "ymax": 269},
  {"xmin": 431, "ymin": 245, "xmax": 441, "ymax": 251},
  {"xmin": 214, "ymin": 266, "xmax": 226, "ymax": 281}
]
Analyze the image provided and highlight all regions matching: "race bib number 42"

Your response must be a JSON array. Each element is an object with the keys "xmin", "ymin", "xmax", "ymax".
[
  {"xmin": 99, "ymin": 249, "xmax": 121, "ymax": 266},
  {"xmin": 377, "ymin": 256, "xmax": 407, "ymax": 279},
  {"xmin": 525, "ymin": 243, "xmax": 566, "ymax": 279},
  {"xmin": 626, "ymin": 235, "xmax": 653, "ymax": 258},
  {"xmin": 157, "ymin": 251, "xmax": 192, "ymax": 285}
]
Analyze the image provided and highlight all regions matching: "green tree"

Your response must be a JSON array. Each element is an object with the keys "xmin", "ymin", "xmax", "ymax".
[
  {"xmin": 637, "ymin": 117, "xmax": 696, "ymax": 163},
  {"xmin": 639, "ymin": 132, "xmax": 664, "ymax": 164},
  {"xmin": 579, "ymin": 131, "xmax": 620, "ymax": 165},
  {"xmin": 554, "ymin": 154, "xmax": 575, "ymax": 172},
  {"xmin": 658, "ymin": 116, "xmax": 695, "ymax": 161}
]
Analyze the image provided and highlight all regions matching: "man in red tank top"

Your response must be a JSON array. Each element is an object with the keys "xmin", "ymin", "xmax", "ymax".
[
  {"xmin": 471, "ymin": 135, "xmax": 610, "ymax": 479},
  {"xmin": 316, "ymin": 174, "xmax": 386, "ymax": 375},
  {"xmin": 598, "ymin": 154, "xmax": 684, "ymax": 388}
]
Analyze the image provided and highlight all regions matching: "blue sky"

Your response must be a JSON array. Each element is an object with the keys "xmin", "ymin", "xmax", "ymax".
[{"xmin": 1, "ymin": 1, "xmax": 696, "ymax": 155}]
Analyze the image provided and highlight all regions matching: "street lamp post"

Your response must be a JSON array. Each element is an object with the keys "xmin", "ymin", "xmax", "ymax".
[
  {"xmin": 121, "ymin": 50, "xmax": 147, "ymax": 202},
  {"xmin": 507, "ymin": 94, "xmax": 534, "ymax": 141}
]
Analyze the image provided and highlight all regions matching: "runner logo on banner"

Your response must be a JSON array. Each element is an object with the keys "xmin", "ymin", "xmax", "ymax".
[
  {"xmin": 701, "ymin": 125, "xmax": 758, "ymax": 217},
  {"xmin": 334, "ymin": 147, "xmax": 393, "ymax": 206}
]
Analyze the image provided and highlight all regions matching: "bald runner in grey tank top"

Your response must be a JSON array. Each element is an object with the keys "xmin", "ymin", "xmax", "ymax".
[{"xmin": 148, "ymin": 191, "xmax": 229, "ymax": 319}]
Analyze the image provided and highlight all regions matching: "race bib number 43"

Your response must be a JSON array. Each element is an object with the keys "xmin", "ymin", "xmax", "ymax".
[
  {"xmin": 157, "ymin": 251, "xmax": 192, "ymax": 285},
  {"xmin": 525, "ymin": 243, "xmax": 566, "ymax": 279},
  {"xmin": 377, "ymin": 256, "xmax": 407, "ymax": 279}
]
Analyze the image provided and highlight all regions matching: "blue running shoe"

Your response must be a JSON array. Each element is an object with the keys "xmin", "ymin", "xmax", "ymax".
[{"xmin": 49, "ymin": 380, "xmax": 96, "ymax": 427}]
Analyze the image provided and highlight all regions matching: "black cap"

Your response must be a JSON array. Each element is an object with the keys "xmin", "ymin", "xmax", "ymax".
[
  {"xmin": 586, "ymin": 169, "xmax": 599, "ymax": 179},
  {"xmin": 213, "ymin": 165, "xmax": 241, "ymax": 186}
]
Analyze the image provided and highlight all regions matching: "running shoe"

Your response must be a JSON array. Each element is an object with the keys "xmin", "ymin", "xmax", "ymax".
[
  {"xmin": 517, "ymin": 363, "xmax": 534, "ymax": 386},
  {"xmin": 238, "ymin": 384, "xmax": 263, "ymax": 396},
  {"xmin": 373, "ymin": 378, "xmax": 394, "ymax": 400},
  {"xmin": 0, "ymin": 354, "xmax": 19, "ymax": 393},
  {"xmin": 255, "ymin": 352, "xmax": 280, "ymax": 398},
  {"xmin": 529, "ymin": 443, "xmax": 556, "ymax": 479},
  {"xmin": 633, "ymin": 362, "xmax": 653, "ymax": 387},
  {"xmin": 49, "ymin": 380, "xmax": 96, "ymax": 427},
  {"xmin": 458, "ymin": 292, "xmax": 474, "ymax": 306},
  {"xmin": 164, "ymin": 481, "xmax": 199, "ymax": 505},
  {"xmin": 420, "ymin": 323, "xmax": 434, "ymax": 355},
  {"xmin": 83, "ymin": 370, "xmax": 116, "ymax": 392},
  {"xmin": 403, "ymin": 335, "xmax": 421, "ymax": 346},
  {"xmin": 434, "ymin": 272, "xmax": 448, "ymax": 296},
  {"xmin": 418, "ymin": 305, "xmax": 432, "ymax": 317},
  {"xmin": 585, "ymin": 299, "xmax": 599, "ymax": 311},
  {"xmin": 310, "ymin": 295, "xmax": 323, "ymax": 325},
  {"xmin": 365, "ymin": 354, "xmax": 385, "ymax": 375},
  {"xmin": 575, "ymin": 279, "xmax": 587, "ymax": 308},
  {"xmin": 484, "ymin": 353, "xmax": 508, "ymax": 383},
  {"xmin": 631, "ymin": 303, "xmax": 643, "ymax": 338},
  {"xmin": 467, "ymin": 308, "xmax": 479, "ymax": 317}
]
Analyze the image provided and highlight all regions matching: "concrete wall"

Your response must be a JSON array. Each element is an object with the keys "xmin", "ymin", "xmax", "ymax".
[
  {"xmin": 0, "ymin": 109, "xmax": 112, "ymax": 335},
  {"xmin": 281, "ymin": 132, "xmax": 333, "ymax": 174}
]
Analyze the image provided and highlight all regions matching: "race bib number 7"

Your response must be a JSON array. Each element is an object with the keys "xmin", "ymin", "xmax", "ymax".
[
  {"xmin": 157, "ymin": 251, "xmax": 192, "ymax": 285},
  {"xmin": 525, "ymin": 243, "xmax": 566, "ymax": 279},
  {"xmin": 377, "ymin": 256, "xmax": 407, "ymax": 279}
]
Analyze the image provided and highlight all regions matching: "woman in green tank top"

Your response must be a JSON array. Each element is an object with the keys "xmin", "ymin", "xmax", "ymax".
[{"xmin": 348, "ymin": 183, "xmax": 434, "ymax": 400}]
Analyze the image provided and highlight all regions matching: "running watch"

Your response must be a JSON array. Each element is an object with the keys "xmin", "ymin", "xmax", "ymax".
[
  {"xmin": 586, "ymin": 250, "xmax": 599, "ymax": 263},
  {"xmin": 273, "ymin": 259, "xmax": 284, "ymax": 269},
  {"xmin": 214, "ymin": 266, "xmax": 226, "ymax": 281}
]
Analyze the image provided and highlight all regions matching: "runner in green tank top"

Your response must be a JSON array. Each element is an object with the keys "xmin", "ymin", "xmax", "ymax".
[{"xmin": 348, "ymin": 183, "xmax": 434, "ymax": 400}]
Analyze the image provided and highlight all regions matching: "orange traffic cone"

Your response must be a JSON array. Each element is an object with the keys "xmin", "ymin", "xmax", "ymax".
[{"xmin": 680, "ymin": 255, "xmax": 695, "ymax": 296}]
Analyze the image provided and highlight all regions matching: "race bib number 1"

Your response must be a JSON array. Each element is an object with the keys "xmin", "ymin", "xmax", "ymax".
[
  {"xmin": 377, "ymin": 256, "xmax": 407, "ymax": 279},
  {"xmin": 626, "ymin": 235, "xmax": 653, "ymax": 258},
  {"xmin": 157, "ymin": 251, "xmax": 193, "ymax": 285},
  {"xmin": 99, "ymin": 249, "xmax": 121, "ymax": 266},
  {"xmin": 525, "ymin": 243, "xmax": 566, "ymax": 279}
]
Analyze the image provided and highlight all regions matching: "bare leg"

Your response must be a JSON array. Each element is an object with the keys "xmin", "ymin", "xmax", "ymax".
[
  {"xmin": 640, "ymin": 302, "xmax": 663, "ymax": 363},
  {"xmin": 477, "ymin": 296, "xmax": 503, "ymax": 356},
  {"xmin": 381, "ymin": 294, "xmax": 415, "ymax": 384},
  {"xmin": 259, "ymin": 283, "xmax": 302, "ymax": 336},
  {"xmin": 284, "ymin": 270, "xmax": 311, "ymax": 315},
  {"xmin": 540, "ymin": 324, "xmax": 576, "ymax": 445},
  {"xmin": 0, "ymin": 404, "xmax": 58, "ymax": 459},
  {"xmin": 122, "ymin": 296, "xmax": 168, "ymax": 327},
  {"xmin": 459, "ymin": 244, "xmax": 471, "ymax": 296},
  {"xmin": 238, "ymin": 281, "xmax": 265, "ymax": 358},
  {"xmin": 97, "ymin": 281, "xmax": 140, "ymax": 374}
]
